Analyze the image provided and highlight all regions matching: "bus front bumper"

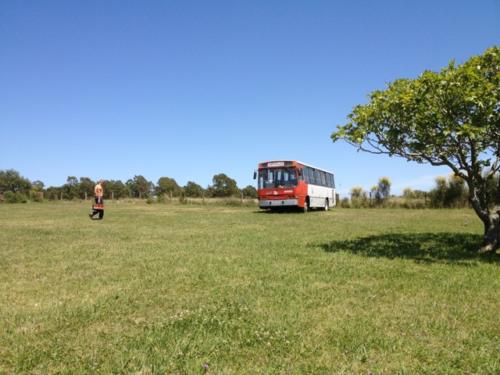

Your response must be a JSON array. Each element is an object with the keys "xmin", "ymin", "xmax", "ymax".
[{"xmin": 259, "ymin": 199, "xmax": 298, "ymax": 208}]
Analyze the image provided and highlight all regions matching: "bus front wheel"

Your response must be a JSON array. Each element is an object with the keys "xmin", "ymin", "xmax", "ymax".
[{"xmin": 301, "ymin": 198, "xmax": 309, "ymax": 213}]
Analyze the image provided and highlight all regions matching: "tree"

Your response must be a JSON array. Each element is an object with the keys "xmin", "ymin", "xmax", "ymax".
[
  {"xmin": 241, "ymin": 185, "xmax": 257, "ymax": 198},
  {"xmin": 126, "ymin": 175, "xmax": 152, "ymax": 199},
  {"xmin": 430, "ymin": 177, "xmax": 448, "ymax": 208},
  {"xmin": 205, "ymin": 185, "xmax": 215, "ymax": 198},
  {"xmin": 45, "ymin": 186, "xmax": 63, "ymax": 200},
  {"xmin": 210, "ymin": 173, "xmax": 239, "ymax": 197},
  {"xmin": 332, "ymin": 46, "xmax": 500, "ymax": 251},
  {"xmin": 369, "ymin": 178, "xmax": 391, "ymax": 205},
  {"xmin": 0, "ymin": 169, "xmax": 31, "ymax": 193},
  {"xmin": 63, "ymin": 176, "xmax": 79, "ymax": 199},
  {"xmin": 377, "ymin": 177, "xmax": 391, "ymax": 201},
  {"xmin": 156, "ymin": 177, "xmax": 182, "ymax": 197},
  {"xmin": 105, "ymin": 180, "xmax": 129, "ymax": 199},
  {"xmin": 31, "ymin": 180, "xmax": 44, "ymax": 191},
  {"xmin": 78, "ymin": 177, "xmax": 95, "ymax": 199},
  {"xmin": 184, "ymin": 181, "xmax": 204, "ymax": 197},
  {"xmin": 486, "ymin": 172, "xmax": 500, "ymax": 205}
]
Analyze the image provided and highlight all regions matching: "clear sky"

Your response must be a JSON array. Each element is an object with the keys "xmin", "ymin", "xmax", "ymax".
[{"xmin": 1, "ymin": 1, "xmax": 499, "ymax": 195}]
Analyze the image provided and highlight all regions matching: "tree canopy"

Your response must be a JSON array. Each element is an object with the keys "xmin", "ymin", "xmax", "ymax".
[
  {"xmin": 332, "ymin": 46, "xmax": 500, "ymax": 251},
  {"xmin": 184, "ymin": 181, "xmax": 204, "ymax": 197},
  {"xmin": 241, "ymin": 185, "xmax": 258, "ymax": 199},
  {"xmin": 0, "ymin": 169, "xmax": 31, "ymax": 193},
  {"xmin": 126, "ymin": 175, "xmax": 152, "ymax": 199},
  {"xmin": 211, "ymin": 173, "xmax": 240, "ymax": 197},
  {"xmin": 156, "ymin": 177, "xmax": 182, "ymax": 197}
]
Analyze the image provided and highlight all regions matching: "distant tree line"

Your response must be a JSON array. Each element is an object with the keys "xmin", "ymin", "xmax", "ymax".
[
  {"xmin": 0, "ymin": 169, "xmax": 257, "ymax": 203},
  {"xmin": 2, "ymin": 168, "xmax": 498, "ymax": 209}
]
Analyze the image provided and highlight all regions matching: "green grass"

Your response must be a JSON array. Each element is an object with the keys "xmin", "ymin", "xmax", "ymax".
[{"xmin": 0, "ymin": 202, "xmax": 498, "ymax": 374}]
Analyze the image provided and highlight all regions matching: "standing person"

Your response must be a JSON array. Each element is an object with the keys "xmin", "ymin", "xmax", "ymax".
[{"xmin": 89, "ymin": 180, "xmax": 105, "ymax": 220}]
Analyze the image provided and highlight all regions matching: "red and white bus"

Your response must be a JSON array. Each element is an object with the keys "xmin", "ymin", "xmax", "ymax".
[{"xmin": 254, "ymin": 160, "xmax": 336, "ymax": 212}]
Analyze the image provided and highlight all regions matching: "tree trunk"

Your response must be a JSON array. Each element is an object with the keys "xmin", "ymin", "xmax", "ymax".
[
  {"xmin": 481, "ymin": 207, "xmax": 500, "ymax": 252},
  {"xmin": 468, "ymin": 181, "xmax": 499, "ymax": 252}
]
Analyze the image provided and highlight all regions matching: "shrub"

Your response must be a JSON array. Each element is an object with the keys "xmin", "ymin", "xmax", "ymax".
[
  {"xmin": 241, "ymin": 185, "xmax": 258, "ymax": 199},
  {"xmin": 340, "ymin": 197, "xmax": 351, "ymax": 208},
  {"xmin": 16, "ymin": 192, "xmax": 28, "ymax": 203},
  {"xmin": 31, "ymin": 191, "xmax": 44, "ymax": 202},
  {"xmin": 3, "ymin": 191, "xmax": 16, "ymax": 203},
  {"xmin": 429, "ymin": 175, "xmax": 468, "ymax": 208},
  {"xmin": 350, "ymin": 187, "xmax": 368, "ymax": 208},
  {"xmin": 3, "ymin": 191, "xmax": 28, "ymax": 203}
]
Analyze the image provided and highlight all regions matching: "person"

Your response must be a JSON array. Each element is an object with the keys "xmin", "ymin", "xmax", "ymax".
[{"xmin": 89, "ymin": 180, "xmax": 105, "ymax": 220}]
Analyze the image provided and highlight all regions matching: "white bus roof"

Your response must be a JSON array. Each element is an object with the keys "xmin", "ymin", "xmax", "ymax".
[{"xmin": 259, "ymin": 160, "xmax": 334, "ymax": 175}]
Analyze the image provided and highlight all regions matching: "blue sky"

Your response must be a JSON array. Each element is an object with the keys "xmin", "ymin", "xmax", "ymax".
[{"xmin": 1, "ymin": 1, "xmax": 499, "ymax": 195}]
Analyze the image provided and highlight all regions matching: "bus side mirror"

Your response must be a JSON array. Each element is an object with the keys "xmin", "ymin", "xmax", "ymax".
[
  {"xmin": 298, "ymin": 170, "xmax": 302, "ymax": 177},
  {"xmin": 253, "ymin": 171, "xmax": 257, "ymax": 180}
]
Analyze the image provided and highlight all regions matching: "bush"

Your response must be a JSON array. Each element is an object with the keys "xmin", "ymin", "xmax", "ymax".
[
  {"xmin": 3, "ymin": 191, "xmax": 28, "ymax": 203},
  {"xmin": 350, "ymin": 187, "xmax": 369, "ymax": 208},
  {"xmin": 340, "ymin": 197, "xmax": 351, "ymax": 208},
  {"xmin": 16, "ymin": 192, "xmax": 28, "ymax": 203},
  {"xmin": 3, "ymin": 191, "xmax": 15, "ymax": 203},
  {"xmin": 31, "ymin": 191, "xmax": 44, "ymax": 202},
  {"xmin": 241, "ymin": 185, "xmax": 257, "ymax": 199},
  {"xmin": 429, "ymin": 175, "xmax": 468, "ymax": 208}
]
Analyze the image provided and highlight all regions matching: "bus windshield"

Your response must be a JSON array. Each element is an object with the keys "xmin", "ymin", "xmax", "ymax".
[{"xmin": 258, "ymin": 168, "xmax": 298, "ymax": 189}]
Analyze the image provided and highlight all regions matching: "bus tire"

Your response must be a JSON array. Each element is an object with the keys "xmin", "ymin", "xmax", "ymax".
[
  {"xmin": 301, "ymin": 197, "xmax": 309, "ymax": 213},
  {"xmin": 324, "ymin": 199, "xmax": 329, "ymax": 211}
]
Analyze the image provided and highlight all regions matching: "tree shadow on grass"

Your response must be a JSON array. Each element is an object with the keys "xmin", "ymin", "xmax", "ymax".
[{"xmin": 318, "ymin": 233, "xmax": 499, "ymax": 265}]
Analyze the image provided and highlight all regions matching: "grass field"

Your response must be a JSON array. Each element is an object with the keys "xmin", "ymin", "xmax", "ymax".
[{"xmin": 0, "ymin": 202, "xmax": 499, "ymax": 374}]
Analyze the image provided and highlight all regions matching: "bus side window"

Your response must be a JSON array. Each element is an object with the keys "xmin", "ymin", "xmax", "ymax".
[{"xmin": 321, "ymin": 171, "xmax": 326, "ymax": 186}]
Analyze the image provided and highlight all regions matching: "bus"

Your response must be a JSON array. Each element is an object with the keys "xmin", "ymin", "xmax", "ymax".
[{"xmin": 254, "ymin": 160, "xmax": 336, "ymax": 212}]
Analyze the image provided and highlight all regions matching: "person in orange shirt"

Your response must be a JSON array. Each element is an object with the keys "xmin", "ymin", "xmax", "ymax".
[{"xmin": 89, "ymin": 180, "xmax": 105, "ymax": 220}]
